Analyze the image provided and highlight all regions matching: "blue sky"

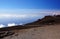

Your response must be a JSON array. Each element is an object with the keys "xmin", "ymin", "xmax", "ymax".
[
  {"xmin": 0, "ymin": 0, "xmax": 60, "ymax": 14},
  {"xmin": 0, "ymin": 0, "xmax": 60, "ymax": 9},
  {"xmin": 0, "ymin": 0, "xmax": 60, "ymax": 27}
]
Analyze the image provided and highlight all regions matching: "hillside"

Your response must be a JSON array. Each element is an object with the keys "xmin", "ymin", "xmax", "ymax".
[
  {"xmin": 2, "ymin": 24, "xmax": 60, "ymax": 39},
  {"xmin": 0, "ymin": 15, "xmax": 60, "ymax": 39},
  {"xmin": 25, "ymin": 15, "xmax": 60, "ymax": 25}
]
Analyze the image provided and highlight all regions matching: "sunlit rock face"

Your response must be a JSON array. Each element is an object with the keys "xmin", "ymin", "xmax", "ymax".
[{"xmin": 3, "ymin": 24, "xmax": 60, "ymax": 39}]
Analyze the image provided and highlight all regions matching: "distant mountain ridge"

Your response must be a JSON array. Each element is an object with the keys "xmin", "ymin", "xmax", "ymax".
[{"xmin": 25, "ymin": 15, "xmax": 60, "ymax": 25}]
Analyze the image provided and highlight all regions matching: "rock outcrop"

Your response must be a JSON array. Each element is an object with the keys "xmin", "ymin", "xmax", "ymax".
[{"xmin": 25, "ymin": 15, "xmax": 60, "ymax": 25}]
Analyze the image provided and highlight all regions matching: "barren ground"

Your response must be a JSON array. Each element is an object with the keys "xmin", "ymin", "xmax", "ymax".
[{"xmin": 4, "ymin": 24, "xmax": 60, "ymax": 39}]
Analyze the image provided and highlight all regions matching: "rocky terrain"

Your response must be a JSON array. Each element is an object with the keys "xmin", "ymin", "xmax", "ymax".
[
  {"xmin": 0, "ymin": 15, "xmax": 60, "ymax": 39},
  {"xmin": 3, "ymin": 24, "xmax": 60, "ymax": 39},
  {"xmin": 25, "ymin": 15, "xmax": 60, "ymax": 25}
]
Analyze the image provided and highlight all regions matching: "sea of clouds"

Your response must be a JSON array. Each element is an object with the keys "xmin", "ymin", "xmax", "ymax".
[
  {"xmin": 0, "ymin": 9, "xmax": 60, "ymax": 28},
  {"xmin": 0, "ymin": 23, "xmax": 23, "ymax": 28}
]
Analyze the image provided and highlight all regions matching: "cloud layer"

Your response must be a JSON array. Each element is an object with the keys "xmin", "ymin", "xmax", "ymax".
[
  {"xmin": 0, "ymin": 9, "xmax": 60, "ymax": 18},
  {"xmin": 0, "ymin": 9, "xmax": 60, "ymax": 28},
  {"xmin": 7, "ymin": 23, "xmax": 17, "ymax": 27},
  {"xmin": 0, "ymin": 23, "xmax": 23, "ymax": 28},
  {"xmin": 0, "ymin": 24, "xmax": 5, "ymax": 28}
]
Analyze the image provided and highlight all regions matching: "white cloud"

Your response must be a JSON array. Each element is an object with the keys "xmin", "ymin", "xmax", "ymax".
[
  {"xmin": 0, "ymin": 24, "xmax": 5, "ymax": 28},
  {"xmin": 0, "ymin": 14, "xmax": 42, "ymax": 19},
  {"xmin": 0, "ymin": 23, "xmax": 24, "ymax": 28},
  {"xmin": 19, "ymin": 23, "xmax": 23, "ymax": 25},
  {"xmin": 0, "ymin": 9, "xmax": 60, "ymax": 19},
  {"xmin": 0, "ymin": 14, "xmax": 28, "ymax": 18},
  {"xmin": 0, "ymin": 9, "xmax": 60, "ymax": 28},
  {"xmin": 7, "ymin": 23, "xmax": 17, "ymax": 27}
]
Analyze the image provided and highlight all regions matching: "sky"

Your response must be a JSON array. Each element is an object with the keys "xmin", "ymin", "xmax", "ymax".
[
  {"xmin": 0, "ymin": 0, "xmax": 60, "ymax": 14},
  {"xmin": 0, "ymin": 0, "xmax": 60, "ymax": 9},
  {"xmin": 0, "ymin": 0, "xmax": 60, "ymax": 27}
]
